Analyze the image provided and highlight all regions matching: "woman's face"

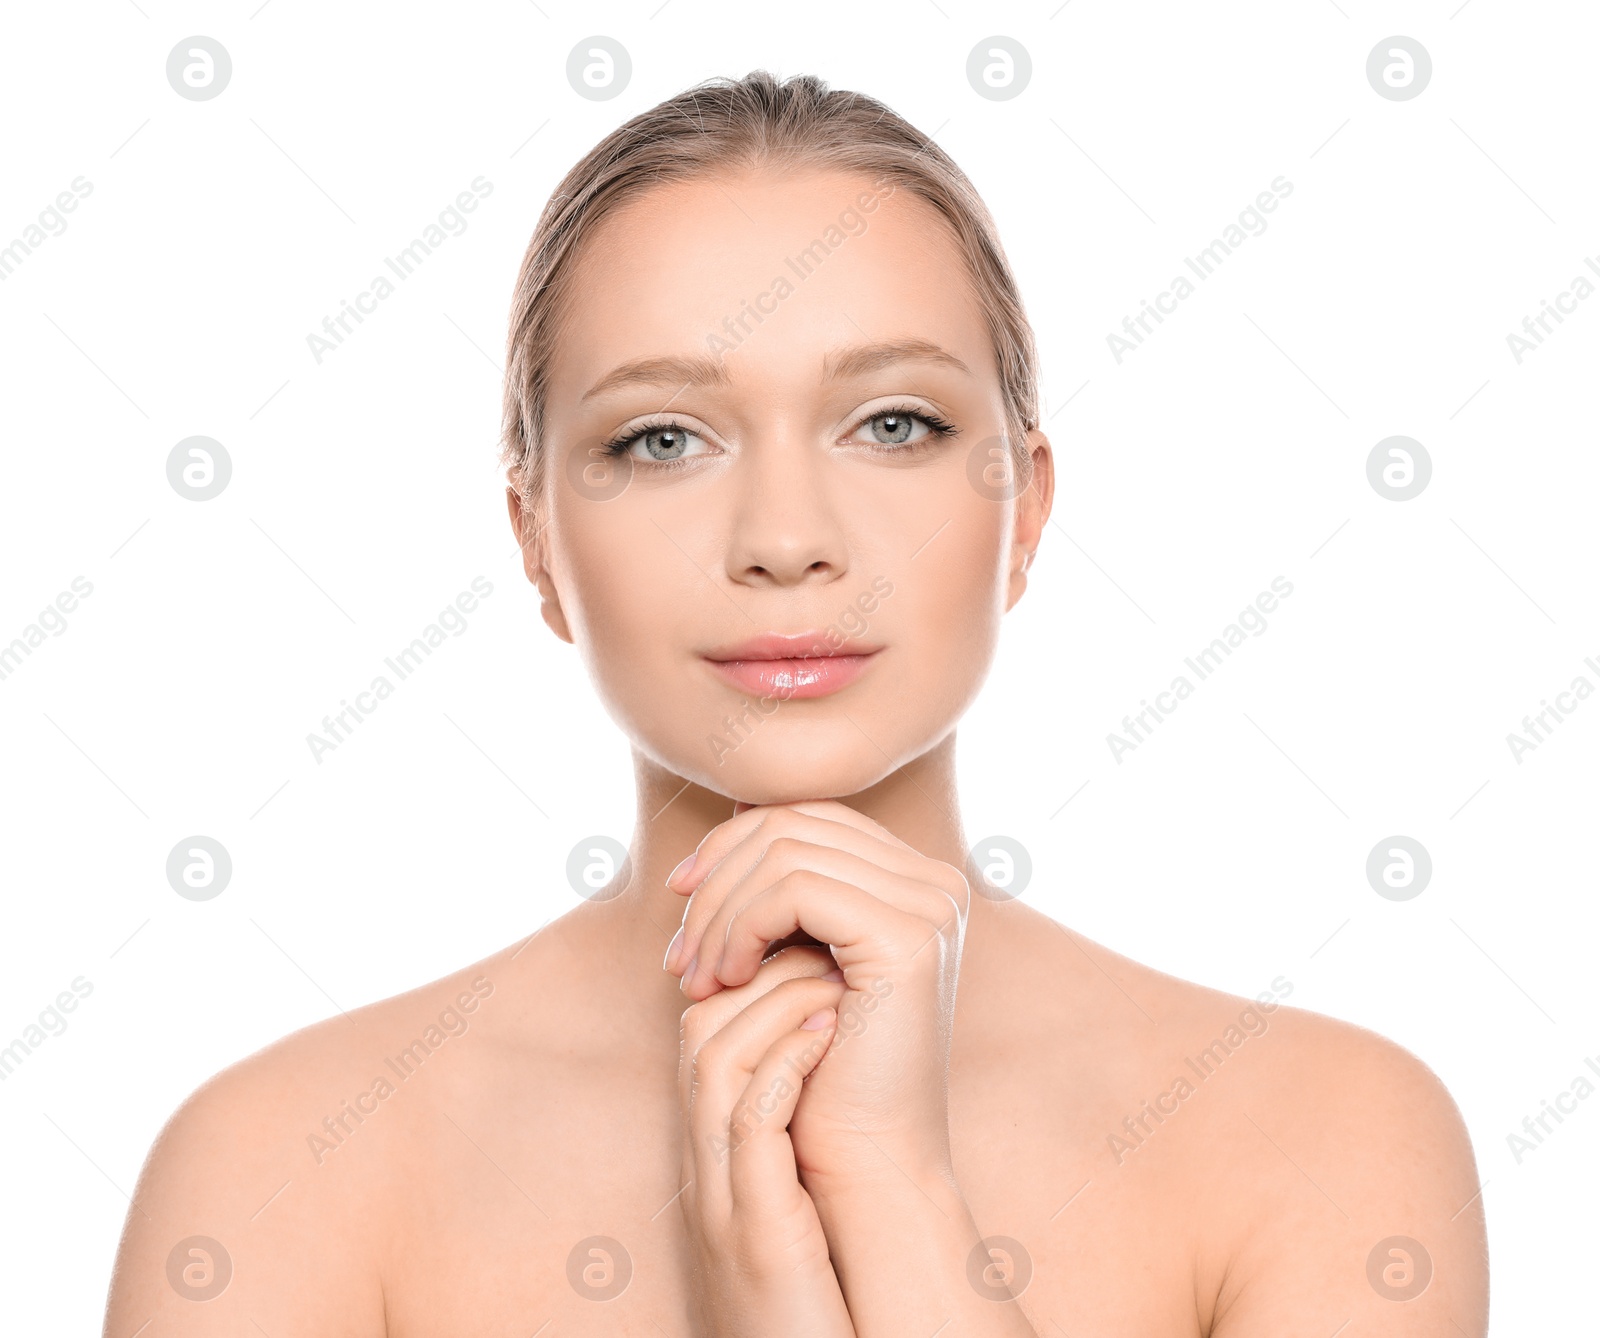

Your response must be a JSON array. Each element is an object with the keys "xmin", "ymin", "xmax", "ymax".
[{"xmin": 513, "ymin": 165, "xmax": 1052, "ymax": 804}]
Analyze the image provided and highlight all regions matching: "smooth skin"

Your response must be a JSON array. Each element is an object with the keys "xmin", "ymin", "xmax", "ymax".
[{"xmin": 103, "ymin": 166, "xmax": 1489, "ymax": 1335}]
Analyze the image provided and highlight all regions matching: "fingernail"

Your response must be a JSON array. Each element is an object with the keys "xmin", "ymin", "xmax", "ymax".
[
  {"xmin": 666, "ymin": 854, "xmax": 695, "ymax": 889},
  {"xmin": 678, "ymin": 952, "xmax": 698, "ymax": 993},
  {"xmin": 663, "ymin": 927, "xmax": 684, "ymax": 972},
  {"xmin": 802, "ymin": 1008, "xmax": 835, "ymax": 1031},
  {"xmin": 822, "ymin": 968, "xmax": 844, "ymax": 982}
]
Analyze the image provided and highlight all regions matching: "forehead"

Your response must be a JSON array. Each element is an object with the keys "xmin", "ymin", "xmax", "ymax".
[{"xmin": 552, "ymin": 166, "xmax": 991, "ymax": 398}]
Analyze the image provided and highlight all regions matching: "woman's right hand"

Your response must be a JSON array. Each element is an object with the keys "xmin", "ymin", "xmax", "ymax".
[{"xmin": 675, "ymin": 943, "xmax": 854, "ymax": 1337}]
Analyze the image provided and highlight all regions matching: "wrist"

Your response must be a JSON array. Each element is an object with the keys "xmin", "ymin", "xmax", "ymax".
[
  {"xmin": 803, "ymin": 1153, "xmax": 964, "ymax": 1220},
  {"xmin": 794, "ymin": 1112, "xmax": 958, "ymax": 1201},
  {"xmin": 689, "ymin": 1248, "xmax": 855, "ymax": 1338},
  {"xmin": 802, "ymin": 1169, "xmax": 1042, "ymax": 1336}
]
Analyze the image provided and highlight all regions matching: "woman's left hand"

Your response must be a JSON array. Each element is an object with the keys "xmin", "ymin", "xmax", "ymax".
[{"xmin": 664, "ymin": 799, "xmax": 970, "ymax": 1194}]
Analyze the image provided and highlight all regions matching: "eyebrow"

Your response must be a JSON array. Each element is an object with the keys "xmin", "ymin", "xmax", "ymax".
[{"xmin": 579, "ymin": 338, "xmax": 971, "ymax": 402}]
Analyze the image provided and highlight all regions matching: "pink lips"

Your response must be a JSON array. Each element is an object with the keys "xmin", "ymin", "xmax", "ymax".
[{"xmin": 702, "ymin": 632, "xmax": 883, "ymax": 701}]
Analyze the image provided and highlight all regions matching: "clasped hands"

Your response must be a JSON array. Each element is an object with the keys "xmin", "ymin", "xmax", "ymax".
[{"xmin": 662, "ymin": 798, "xmax": 972, "ymax": 1336}]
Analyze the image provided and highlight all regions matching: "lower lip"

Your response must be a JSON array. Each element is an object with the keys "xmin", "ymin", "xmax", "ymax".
[{"xmin": 703, "ymin": 652, "xmax": 878, "ymax": 700}]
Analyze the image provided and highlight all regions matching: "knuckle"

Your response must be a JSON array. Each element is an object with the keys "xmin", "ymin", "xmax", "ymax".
[
  {"xmin": 679, "ymin": 1001, "xmax": 715, "ymax": 1048},
  {"xmin": 772, "ymin": 865, "xmax": 826, "ymax": 896},
  {"xmin": 688, "ymin": 1023, "xmax": 738, "ymax": 1078},
  {"xmin": 935, "ymin": 862, "xmax": 972, "ymax": 912},
  {"xmin": 763, "ymin": 833, "xmax": 807, "ymax": 866},
  {"xmin": 693, "ymin": 1030, "xmax": 731, "ymax": 1074},
  {"xmin": 762, "ymin": 810, "xmax": 803, "ymax": 838}
]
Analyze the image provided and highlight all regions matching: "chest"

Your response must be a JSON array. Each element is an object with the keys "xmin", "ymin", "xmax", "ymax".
[{"xmin": 378, "ymin": 1056, "xmax": 1208, "ymax": 1336}]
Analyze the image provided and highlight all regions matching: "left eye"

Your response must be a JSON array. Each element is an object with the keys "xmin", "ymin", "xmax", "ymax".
[
  {"xmin": 852, "ymin": 410, "xmax": 943, "ymax": 448},
  {"xmin": 632, "ymin": 426, "xmax": 702, "ymax": 461}
]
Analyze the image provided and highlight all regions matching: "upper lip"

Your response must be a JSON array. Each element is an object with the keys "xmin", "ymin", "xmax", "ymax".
[{"xmin": 702, "ymin": 631, "xmax": 884, "ymax": 662}]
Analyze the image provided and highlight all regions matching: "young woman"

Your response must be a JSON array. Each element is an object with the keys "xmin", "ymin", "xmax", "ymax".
[{"xmin": 104, "ymin": 71, "xmax": 1489, "ymax": 1336}]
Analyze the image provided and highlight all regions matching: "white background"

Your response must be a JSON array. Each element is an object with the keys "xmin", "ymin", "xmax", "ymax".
[{"xmin": 1, "ymin": 1, "xmax": 1595, "ymax": 1331}]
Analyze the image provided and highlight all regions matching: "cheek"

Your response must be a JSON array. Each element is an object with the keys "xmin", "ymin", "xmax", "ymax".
[
  {"xmin": 894, "ymin": 500, "xmax": 1009, "ymax": 687},
  {"xmin": 553, "ymin": 501, "xmax": 697, "ymax": 685}
]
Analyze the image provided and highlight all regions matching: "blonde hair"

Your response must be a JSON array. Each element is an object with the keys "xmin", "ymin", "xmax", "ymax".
[{"xmin": 500, "ymin": 69, "xmax": 1039, "ymax": 513}]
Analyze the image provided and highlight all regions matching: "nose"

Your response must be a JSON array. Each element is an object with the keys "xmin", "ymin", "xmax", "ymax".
[{"xmin": 721, "ymin": 432, "xmax": 850, "ymax": 590}]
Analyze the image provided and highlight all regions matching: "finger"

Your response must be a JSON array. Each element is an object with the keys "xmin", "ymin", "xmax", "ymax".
[
  {"xmin": 726, "ymin": 1010, "xmax": 838, "ymax": 1212},
  {"xmin": 669, "ymin": 811, "xmax": 961, "ymax": 978},
  {"xmin": 667, "ymin": 799, "xmax": 915, "ymax": 897},
  {"xmin": 665, "ymin": 803, "xmax": 915, "ymax": 974},
  {"xmin": 684, "ymin": 869, "xmax": 945, "ymax": 1001},
  {"xmin": 682, "ymin": 976, "xmax": 845, "ymax": 1203},
  {"xmin": 693, "ymin": 975, "xmax": 846, "ymax": 1119},
  {"xmin": 677, "ymin": 945, "xmax": 839, "ymax": 1114},
  {"xmin": 666, "ymin": 808, "xmax": 811, "ymax": 974},
  {"xmin": 678, "ymin": 837, "xmax": 965, "ymax": 994}
]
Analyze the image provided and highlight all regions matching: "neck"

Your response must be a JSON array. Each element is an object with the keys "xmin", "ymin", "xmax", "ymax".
[{"xmin": 588, "ymin": 732, "xmax": 973, "ymax": 1024}]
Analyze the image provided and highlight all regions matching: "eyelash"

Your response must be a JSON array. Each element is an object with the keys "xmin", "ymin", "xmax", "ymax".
[{"xmin": 598, "ymin": 404, "xmax": 959, "ymax": 463}]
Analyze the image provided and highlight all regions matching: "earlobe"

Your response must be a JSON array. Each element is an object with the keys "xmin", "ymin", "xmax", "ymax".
[
  {"xmin": 505, "ymin": 485, "xmax": 574, "ymax": 645},
  {"xmin": 1005, "ymin": 556, "xmax": 1031, "ymax": 613},
  {"xmin": 1004, "ymin": 430, "xmax": 1053, "ymax": 612},
  {"xmin": 538, "ymin": 590, "xmax": 574, "ymax": 644}
]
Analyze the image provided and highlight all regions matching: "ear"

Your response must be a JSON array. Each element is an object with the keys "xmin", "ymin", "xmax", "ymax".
[
  {"xmin": 505, "ymin": 482, "xmax": 574, "ymax": 645},
  {"xmin": 1005, "ymin": 427, "xmax": 1054, "ymax": 614}
]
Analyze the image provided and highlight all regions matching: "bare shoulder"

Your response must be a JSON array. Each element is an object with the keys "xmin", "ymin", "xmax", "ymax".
[
  {"xmin": 1012, "ymin": 906, "xmax": 1489, "ymax": 1335},
  {"xmin": 1198, "ymin": 998, "xmax": 1487, "ymax": 1334},
  {"xmin": 102, "ymin": 937, "xmax": 533, "ymax": 1337}
]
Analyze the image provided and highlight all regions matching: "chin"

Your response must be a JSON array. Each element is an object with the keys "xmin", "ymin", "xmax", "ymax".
[{"xmin": 673, "ymin": 730, "xmax": 910, "ymax": 806}]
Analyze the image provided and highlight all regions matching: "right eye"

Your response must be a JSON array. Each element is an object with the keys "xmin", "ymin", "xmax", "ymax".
[{"xmin": 603, "ymin": 422, "xmax": 710, "ymax": 462}]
